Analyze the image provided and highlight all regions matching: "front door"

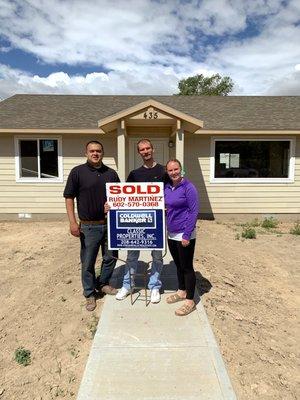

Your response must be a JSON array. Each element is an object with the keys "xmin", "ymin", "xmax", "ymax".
[{"xmin": 129, "ymin": 138, "xmax": 169, "ymax": 171}]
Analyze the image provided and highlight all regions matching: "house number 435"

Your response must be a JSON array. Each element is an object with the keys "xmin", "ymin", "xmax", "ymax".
[{"xmin": 143, "ymin": 110, "xmax": 158, "ymax": 119}]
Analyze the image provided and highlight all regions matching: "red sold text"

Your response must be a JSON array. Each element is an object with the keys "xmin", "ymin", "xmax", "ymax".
[{"xmin": 109, "ymin": 184, "xmax": 161, "ymax": 195}]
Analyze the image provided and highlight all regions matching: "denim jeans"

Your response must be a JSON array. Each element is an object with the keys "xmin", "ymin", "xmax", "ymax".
[
  {"xmin": 80, "ymin": 224, "xmax": 117, "ymax": 298},
  {"xmin": 122, "ymin": 250, "xmax": 163, "ymax": 290}
]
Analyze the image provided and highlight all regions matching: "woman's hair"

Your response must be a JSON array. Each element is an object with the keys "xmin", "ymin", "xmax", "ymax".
[{"xmin": 166, "ymin": 158, "xmax": 182, "ymax": 170}]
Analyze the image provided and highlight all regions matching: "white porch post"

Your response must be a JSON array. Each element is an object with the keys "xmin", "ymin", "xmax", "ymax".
[
  {"xmin": 117, "ymin": 120, "xmax": 126, "ymax": 181},
  {"xmin": 175, "ymin": 124, "xmax": 184, "ymax": 166}
]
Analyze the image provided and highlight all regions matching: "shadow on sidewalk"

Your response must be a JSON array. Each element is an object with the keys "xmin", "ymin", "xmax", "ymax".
[{"xmin": 110, "ymin": 260, "xmax": 213, "ymax": 303}]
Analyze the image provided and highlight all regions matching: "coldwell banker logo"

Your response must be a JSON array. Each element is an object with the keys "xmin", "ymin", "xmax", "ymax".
[{"xmin": 116, "ymin": 211, "xmax": 156, "ymax": 228}]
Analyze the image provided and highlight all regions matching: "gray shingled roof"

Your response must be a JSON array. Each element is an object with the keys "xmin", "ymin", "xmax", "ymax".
[{"xmin": 0, "ymin": 94, "xmax": 300, "ymax": 130}]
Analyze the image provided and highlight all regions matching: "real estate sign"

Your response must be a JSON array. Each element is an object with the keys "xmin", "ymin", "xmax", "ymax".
[{"xmin": 106, "ymin": 182, "xmax": 165, "ymax": 250}]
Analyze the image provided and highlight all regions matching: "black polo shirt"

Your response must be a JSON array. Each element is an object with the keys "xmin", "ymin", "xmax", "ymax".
[
  {"xmin": 63, "ymin": 162, "xmax": 120, "ymax": 221},
  {"xmin": 127, "ymin": 163, "xmax": 168, "ymax": 183}
]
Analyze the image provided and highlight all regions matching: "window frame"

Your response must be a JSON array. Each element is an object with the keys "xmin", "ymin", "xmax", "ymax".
[
  {"xmin": 14, "ymin": 135, "xmax": 63, "ymax": 183},
  {"xmin": 210, "ymin": 137, "xmax": 296, "ymax": 184}
]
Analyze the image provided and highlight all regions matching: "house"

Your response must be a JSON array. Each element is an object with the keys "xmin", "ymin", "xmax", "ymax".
[{"xmin": 0, "ymin": 94, "xmax": 299, "ymax": 220}]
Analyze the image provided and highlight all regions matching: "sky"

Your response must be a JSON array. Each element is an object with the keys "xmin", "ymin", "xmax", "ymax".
[{"xmin": 0, "ymin": 0, "xmax": 300, "ymax": 100}]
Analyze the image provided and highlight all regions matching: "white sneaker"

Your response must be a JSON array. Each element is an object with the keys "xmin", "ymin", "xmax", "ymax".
[
  {"xmin": 150, "ymin": 289, "xmax": 161, "ymax": 304},
  {"xmin": 116, "ymin": 287, "xmax": 131, "ymax": 300}
]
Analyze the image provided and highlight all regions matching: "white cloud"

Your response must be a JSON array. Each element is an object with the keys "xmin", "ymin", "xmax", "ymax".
[
  {"xmin": 265, "ymin": 70, "xmax": 300, "ymax": 95},
  {"xmin": 0, "ymin": 62, "xmax": 185, "ymax": 98},
  {"xmin": 0, "ymin": 0, "xmax": 299, "ymax": 97},
  {"xmin": 203, "ymin": 1, "xmax": 300, "ymax": 94}
]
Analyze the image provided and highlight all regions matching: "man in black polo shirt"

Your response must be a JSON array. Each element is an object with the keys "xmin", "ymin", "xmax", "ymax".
[
  {"xmin": 116, "ymin": 138, "xmax": 166, "ymax": 304},
  {"xmin": 64, "ymin": 141, "xmax": 120, "ymax": 311}
]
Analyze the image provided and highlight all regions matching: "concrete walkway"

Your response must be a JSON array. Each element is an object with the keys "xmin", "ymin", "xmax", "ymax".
[{"xmin": 77, "ymin": 251, "xmax": 237, "ymax": 400}]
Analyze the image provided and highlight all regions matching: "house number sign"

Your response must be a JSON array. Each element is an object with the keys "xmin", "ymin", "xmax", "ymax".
[{"xmin": 143, "ymin": 110, "xmax": 159, "ymax": 119}]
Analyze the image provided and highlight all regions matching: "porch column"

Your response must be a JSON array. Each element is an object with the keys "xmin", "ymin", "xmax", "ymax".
[
  {"xmin": 117, "ymin": 120, "xmax": 126, "ymax": 181},
  {"xmin": 175, "ymin": 125, "xmax": 184, "ymax": 166}
]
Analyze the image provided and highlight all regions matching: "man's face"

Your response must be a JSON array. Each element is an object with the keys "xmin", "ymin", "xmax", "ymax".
[
  {"xmin": 85, "ymin": 143, "xmax": 103, "ymax": 166},
  {"xmin": 137, "ymin": 141, "xmax": 154, "ymax": 162}
]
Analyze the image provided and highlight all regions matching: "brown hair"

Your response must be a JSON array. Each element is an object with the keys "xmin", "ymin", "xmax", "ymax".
[
  {"xmin": 166, "ymin": 158, "xmax": 182, "ymax": 170},
  {"xmin": 136, "ymin": 138, "xmax": 153, "ymax": 151}
]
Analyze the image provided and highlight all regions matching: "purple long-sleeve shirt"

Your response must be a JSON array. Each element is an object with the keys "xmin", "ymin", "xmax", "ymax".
[{"xmin": 164, "ymin": 179, "xmax": 199, "ymax": 240}]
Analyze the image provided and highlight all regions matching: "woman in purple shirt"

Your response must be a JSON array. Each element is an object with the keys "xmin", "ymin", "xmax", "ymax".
[{"xmin": 164, "ymin": 159, "xmax": 199, "ymax": 316}]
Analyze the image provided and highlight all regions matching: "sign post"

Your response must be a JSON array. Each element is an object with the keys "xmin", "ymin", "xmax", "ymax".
[{"xmin": 106, "ymin": 182, "xmax": 165, "ymax": 251}]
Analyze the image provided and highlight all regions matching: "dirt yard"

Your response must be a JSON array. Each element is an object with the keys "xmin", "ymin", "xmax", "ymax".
[{"xmin": 0, "ymin": 220, "xmax": 299, "ymax": 399}]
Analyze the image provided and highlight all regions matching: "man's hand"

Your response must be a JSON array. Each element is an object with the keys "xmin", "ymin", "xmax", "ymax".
[
  {"xmin": 181, "ymin": 239, "xmax": 190, "ymax": 247},
  {"xmin": 104, "ymin": 202, "xmax": 111, "ymax": 213},
  {"xmin": 70, "ymin": 222, "xmax": 80, "ymax": 237}
]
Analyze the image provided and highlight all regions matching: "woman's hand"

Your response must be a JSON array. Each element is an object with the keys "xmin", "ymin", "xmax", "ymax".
[
  {"xmin": 104, "ymin": 202, "xmax": 111, "ymax": 213},
  {"xmin": 181, "ymin": 239, "xmax": 190, "ymax": 247}
]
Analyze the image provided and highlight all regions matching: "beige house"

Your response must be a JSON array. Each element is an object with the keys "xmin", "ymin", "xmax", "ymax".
[{"xmin": 0, "ymin": 94, "xmax": 299, "ymax": 220}]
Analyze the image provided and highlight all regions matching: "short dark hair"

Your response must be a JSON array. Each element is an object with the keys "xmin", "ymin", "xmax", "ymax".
[
  {"xmin": 86, "ymin": 140, "xmax": 104, "ymax": 151},
  {"xmin": 166, "ymin": 158, "xmax": 182, "ymax": 170},
  {"xmin": 137, "ymin": 138, "xmax": 153, "ymax": 151}
]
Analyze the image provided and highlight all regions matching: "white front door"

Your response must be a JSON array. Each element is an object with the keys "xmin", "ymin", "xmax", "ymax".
[{"xmin": 129, "ymin": 138, "xmax": 169, "ymax": 171}]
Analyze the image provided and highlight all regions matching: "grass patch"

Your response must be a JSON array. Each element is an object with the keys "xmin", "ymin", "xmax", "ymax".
[
  {"xmin": 68, "ymin": 346, "xmax": 79, "ymax": 358},
  {"xmin": 238, "ymin": 218, "xmax": 260, "ymax": 228},
  {"xmin": 261, "ymin": 217, "xmax": 279, "ymax": 229},
  {"xmin": 241, "ymin": 227, "xmax": 256, "ymax": 239},
  {"xmin": 290, "ymin": 223, "xmax": 300, "ymax": 235},
  {"xmin": 88, "ymin": 314, "xmax": 99, "ymax": 338},
  {"xmin": 248, "ymin": 218, "xmax": 260, "ymax": 227},
  {"xmin": 14, "ymin": 347, "xmax": 31, "ymax": 366}
]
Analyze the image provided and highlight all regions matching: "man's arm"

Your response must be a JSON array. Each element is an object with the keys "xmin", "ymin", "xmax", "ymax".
[{"xmin": 65, "ymin": 198, "xmax": 80, "ymax": 237}]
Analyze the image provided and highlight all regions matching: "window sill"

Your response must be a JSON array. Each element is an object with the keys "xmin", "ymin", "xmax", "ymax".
[
  {"xmin": 16, "ymin": 178, "xmax": 64, "ymax": 183},
  {"xmin": 210, "ymin": 178, "xmax": 295, "ymax": 184}
]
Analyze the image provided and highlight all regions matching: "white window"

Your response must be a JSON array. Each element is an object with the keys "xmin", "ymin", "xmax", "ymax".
[
  {"xmin": 210, "ymin": 138, "xmax": 295, "ymax": 183},
  {"xmin": 15, "ymin": 136, "xmax": 63, "ymax": 182}
]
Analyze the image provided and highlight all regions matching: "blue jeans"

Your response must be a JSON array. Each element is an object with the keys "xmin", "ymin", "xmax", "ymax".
[
  {"xmin": 80, "ymin": 224, "xmax": 117, "ymax": 298},
  {"xmin": 122, "ymin": 250, "xmax": 163, "ymax": 290}
]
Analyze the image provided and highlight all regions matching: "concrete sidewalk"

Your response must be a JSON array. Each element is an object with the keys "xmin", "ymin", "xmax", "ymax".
[{"xmin": 77, "ymin": 251, "xmax": 237, "ymax": 400}]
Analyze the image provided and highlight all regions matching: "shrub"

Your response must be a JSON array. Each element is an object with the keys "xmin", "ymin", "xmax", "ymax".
[
  {"xmin": 290, "ymin": 223, "xmax": 300, "ymax": 235},
  {"xmin": 261, "ymin": 217, "xmax": 279, "ymax": 229},
  {"xmin": 242, "ymin": 227, "xmax": 256, "ymax": 239},
  {"xmin": 15, "ymin": 347, "xmax": 31, "ymax": 366}
]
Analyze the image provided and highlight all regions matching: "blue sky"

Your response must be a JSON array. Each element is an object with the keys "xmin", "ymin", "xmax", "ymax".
[{"xmin": 0, "ymin": 0, "xmax": 300, "ymax": 99}]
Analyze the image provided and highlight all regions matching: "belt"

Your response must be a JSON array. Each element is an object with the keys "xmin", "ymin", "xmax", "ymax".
[{"xmin": 80, "ymin": 220, "xmax": 106, "ymax": 225}]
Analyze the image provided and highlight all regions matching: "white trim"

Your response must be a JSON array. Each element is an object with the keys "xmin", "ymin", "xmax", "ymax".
[
  {"xmin": 14, "ymin": 135, "xmax": 63, "ymax": 183},
  {"xmin": 210, "ymin": 137, "xmax": 296, "ymax": 184},
  {"xmin": 117, "ymin": 121, "xmax": 126, "ymax": 181}
]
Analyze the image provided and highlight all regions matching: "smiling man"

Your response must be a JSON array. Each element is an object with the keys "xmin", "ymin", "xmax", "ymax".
[
  {"xmin": 116, "ymin": 138, "xmax": 167, "ymax": 304},
  {"xmin": 64, "ymin": 141, "xmax": 120, "ymax": 311}
]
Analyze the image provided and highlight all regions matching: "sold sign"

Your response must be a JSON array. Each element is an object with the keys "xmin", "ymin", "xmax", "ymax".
[
  {"xmin": 108, "ymin": 184, "xmax": 160, "ymax": 195},
  {"xmin": 106, "ymin": 182, "xmax": 165, "ymax": 250}
]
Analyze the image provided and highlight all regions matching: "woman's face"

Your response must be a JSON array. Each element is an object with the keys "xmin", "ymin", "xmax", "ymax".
[{"xmin": 167, "ymin": 161, "xmax": 182, "ymax": 184}]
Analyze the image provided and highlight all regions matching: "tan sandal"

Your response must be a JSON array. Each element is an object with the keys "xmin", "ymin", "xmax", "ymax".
[
  {"xmin": 175, "ymin": 303, "xmax": 196, "ymax": 316},
  {"xmin": 166, "ymin": 293, "xmax": 185, "ymax": 304}
]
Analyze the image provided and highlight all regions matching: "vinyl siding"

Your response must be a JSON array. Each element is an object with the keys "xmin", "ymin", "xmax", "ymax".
[
  {"xmin": 185, "ymin": 134, "xmax": 300, "ymax": 214},
  {"xmin": 1, "ymin": 132, "xmax": 300, "ymax": 216},
  {"xmin": 0, "ymin": 133, "xmax": 118, "ymax": 214}
]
